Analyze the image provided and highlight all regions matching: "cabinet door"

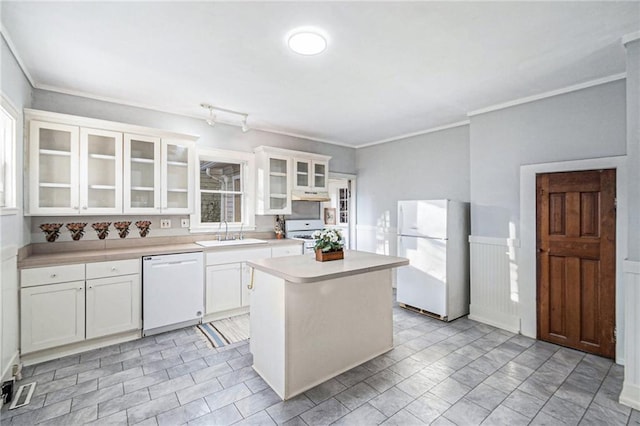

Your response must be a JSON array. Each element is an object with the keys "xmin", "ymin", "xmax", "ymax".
[
  {"xmin": 266, "ymin": 155, "xmax": 291, "ymax": 214},
  {"xmin": 312, "ymin": 160, "xmax": 328, "ymax": 190},
  {"xmin": 206, "ymin": 263, "xmax": 242, "ymax": 314},
  {"xmin": 161, "ymin": 139, "xmax": 193, "ymax": 214},
  {"xmin": 29, "ymin": 121, "xmax": 80, "ymax": 215},
  {"xmin": 21, "ymin": 280, "xmax": 85, "ymax": 353},
  {"xmin": 124, "ymin": 134, "xmax": 161, "ymax": 214},
  {"xmin": 80, "ymin": 128, "xmax": 123, "ymax": 214},
  {"xmin": 293, "ymin": 159, "xmax": 311, "ymax": 190},
  {"xmin": 86, "ymin": 274, "xmax": 141, "ymax": 339}
]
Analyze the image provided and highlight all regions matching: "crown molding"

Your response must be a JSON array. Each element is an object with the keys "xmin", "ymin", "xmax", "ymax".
[
  {"xmin": 622, "ymin": 31, "xmax": 640, "ymax": 46},
  {"xmin": 355, "ymin": 120, "xmax": 471, "ymax": 149},
  {"xmin": 468, "ymin": 73, "xmax": 626, "ymax": 117},
  {"xmin": 1, "ymin": 25, "xmax": 36, "ymax": 87}
]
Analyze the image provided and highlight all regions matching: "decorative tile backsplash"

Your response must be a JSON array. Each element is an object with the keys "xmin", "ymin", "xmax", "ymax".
[{"xmin": 36, "ymin": 218, "xmax": 156, "ymax": 242}]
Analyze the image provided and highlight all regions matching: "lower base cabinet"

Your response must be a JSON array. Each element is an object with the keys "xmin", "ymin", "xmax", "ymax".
[
  {"xmin": 21, "ymin": 280, "xmax": 86, "ymax": 354},
  {"xmin": 206, "ymin": 263, "xmax": 243, "ymax": 313},
  {"xmin": 20, "ymin": 259, "xmax": 141, "ymax": 354},
  {"xmin": 86, "ymin": 274, "xmax": 141, "ymax": 339}
]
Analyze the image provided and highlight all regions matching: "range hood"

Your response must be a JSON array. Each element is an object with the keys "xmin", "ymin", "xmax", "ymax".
[{"xmin": 291, "ymin": 190, "xmax": 331, "ymax": 202}]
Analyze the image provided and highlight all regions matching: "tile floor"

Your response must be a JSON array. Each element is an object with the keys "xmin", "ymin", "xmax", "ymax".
[{"xmin": 1, "ymin": 303, "xmax": 639, "ymax": 425}]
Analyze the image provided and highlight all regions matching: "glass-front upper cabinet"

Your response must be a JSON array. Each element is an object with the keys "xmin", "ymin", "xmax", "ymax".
[
  {"xmin": 80, "ymin": 128, "xmax": 123, "ymax": 214},
  {"xmin": 293, "ymin": 158, "xmax": 328, "ymax": 191},
  {"xmin": 124, "ymin": 134, "xmax": 161, "ymax": 214},
  {"xmin": 268, "ymin": 156, "xmax": 289, "ymax": 212},
  {"xmin": 255, "ymin": 146, "xmax": 291, "ymax": 215},
  {"xmin": 29, "ymin": 121, "xmax": 80, "ymax": 215},
  {"xmin": 162, "ymin": 139, "xmax": 194, "ymax": 214}
]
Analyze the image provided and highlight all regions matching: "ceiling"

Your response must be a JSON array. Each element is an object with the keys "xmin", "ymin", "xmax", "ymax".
[{"xmin": 1, "ymin": 1, "xmax": 639, "ymax": 147}]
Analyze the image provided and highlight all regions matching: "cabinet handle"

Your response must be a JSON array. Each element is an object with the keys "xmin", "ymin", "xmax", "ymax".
[
  {"xmin": 78, "ymin": 287, "xmax": 83, "ymax": 291},
  {"xmin": 50, "ymin": 273, "xmax": 57, "ymax": 278},
  {"xmin": 247, "ymin": 267, "xmax": 255, "ymax": 290},
  {"xmin": 111, "ymin": 267, "xmax": 117, "ymax": 271}
]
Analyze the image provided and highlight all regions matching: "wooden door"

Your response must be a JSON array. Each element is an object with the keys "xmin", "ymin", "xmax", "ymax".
[{"xmin": 537, "ymin": 169, "xmax": 616, "ymax": 358}]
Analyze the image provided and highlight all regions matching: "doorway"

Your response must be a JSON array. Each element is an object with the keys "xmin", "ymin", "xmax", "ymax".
[
  {"xmin": 536, "ymin": 169, "xmax": 616, "ymax": 358},
  {"xmin": 322, "ymin": 174, "xmax": 356, "ymax": 250}
]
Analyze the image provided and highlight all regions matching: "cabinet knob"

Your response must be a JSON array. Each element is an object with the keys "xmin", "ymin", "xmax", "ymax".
[
  {"xmin": 82, "ymin": 206, "xmax": 88, "ymax": 210},
  {"xmin": 73, "ymin": 206, "xmax": 79, "ymax": 210},
  {"xmin": 50, "ymin": 273, "xmax": 57, "ymax": 278},
  {"xmin": 88, "ymin": 286, "xmax": 93, "ymax": 289},
  {"xmin": 111, "ymin": 267, "xmax": 117, "ymax": 272},
  {"xmin": 78, "ymin": 287, "xmax": 83, "ymax": 291}
]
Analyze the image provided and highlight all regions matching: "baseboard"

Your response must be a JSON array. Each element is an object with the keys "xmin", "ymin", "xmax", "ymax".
[
  {"xmin": 469, "ymin": 305, "xmax": 521, "ymax": 334},
  {"xmin": 1, "ymin": 350, "xmax": 19, "ymax": 382},
  {"xmin": 619, "ymin": 381, "xmax": 640, "ymax": 410}
]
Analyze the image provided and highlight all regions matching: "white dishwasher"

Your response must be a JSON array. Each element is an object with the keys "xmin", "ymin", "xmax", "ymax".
[{"xmin": 142, "ymin": 252, "xmax": 204, "ymax": 336}]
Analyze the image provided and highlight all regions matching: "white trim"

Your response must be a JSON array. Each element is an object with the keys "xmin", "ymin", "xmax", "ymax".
[
  {"xmin": 622, "ymin": 31, "xmax": 640, "ymax": 46},
  {"xmin": 1, "ymin": 351, "xmax": 19, "ymax": 384},
  {"xmin": 468, "ymin": 235, "xmax": 520, "ymax": 248},
  {"xmin": 519, "ymin": 155, "xmax": 627, "ymax": 365},
  {"xmin": 24, "ymin": 108, "xmax": 199, "ymax": 141},
  {"xmin": 467, "ymin": 307, "xmax": 520, "ymax": 334},
  {"xmin": 620, "ymin": 381, "xmax": 640, "ymax": 411},
  {"xmin": 625, "ymin": 260, "xmax": 640, "ymax": 275},
  {"xmin": 0, "ymin": 26, "xmax": 36, "ymax": 87},
  {"xmin": 468, "ymin": 73, "xmax": 626, "ymax": 117},
  {"xmin": 355, "ymin": 121, "xmax": 470, "ymax": 149},
  {"xmin": 0, "ymin": 94, "xmax": 18, "ymax": 211}
]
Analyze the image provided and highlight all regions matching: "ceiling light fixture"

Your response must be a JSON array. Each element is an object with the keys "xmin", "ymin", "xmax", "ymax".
[
  {"xmin": 287, "ymin": 29, "xmax": 327, "ymax": 55},
  {"xmin": 200, "ymin": 103, "xmax": 249, "ymax": 132}
]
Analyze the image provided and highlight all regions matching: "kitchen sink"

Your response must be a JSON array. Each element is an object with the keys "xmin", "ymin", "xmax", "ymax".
[{"xmin": 195, "ymin": 238, "xmax": 268, "ymax": 248}]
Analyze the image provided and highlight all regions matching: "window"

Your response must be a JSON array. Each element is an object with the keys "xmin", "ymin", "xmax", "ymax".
[
  {"xmin": 191, "ymin": 148, "xmax": 255, "ymax": 231},
  {"xmin": 0, "ymin": 95, "xmax": 17, "ymax": 214}
]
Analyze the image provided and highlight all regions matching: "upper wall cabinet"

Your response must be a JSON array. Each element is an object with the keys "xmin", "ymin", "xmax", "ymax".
[
  {"xmin": 123, "ymin": 136, "xmax": 194, "ymax": 214},
  {"xmin": 26, "ymin": 109, "xmax": 197, "ymax": 216},
  {"xmin": 293, "ymin": 158, "xmax": 328, "ymax": 191},
  {"xmin": 254, "ymin": 146, "xmax": 331, "ymax": 215}
]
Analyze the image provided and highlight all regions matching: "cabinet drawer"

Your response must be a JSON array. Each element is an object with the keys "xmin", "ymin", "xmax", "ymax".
[
  {"xmin": 86, "ymin": 259, "xmax": 140, "ymax": 279},
  {"xmin": 271, "ymin": 244, "xmax": 303, "ymax": 257},
  {"xmin": 206, "ymin": 247, "xmax": 271, "ymax": 265},
  {"xmin": 21, "ymin": 264, "xmax": 85, "ymax": 288}
]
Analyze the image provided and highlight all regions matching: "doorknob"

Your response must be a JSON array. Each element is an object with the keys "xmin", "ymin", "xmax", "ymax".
[{"xmin": 538, "ymin": 248, "xmax": 549, "ymax": 253}]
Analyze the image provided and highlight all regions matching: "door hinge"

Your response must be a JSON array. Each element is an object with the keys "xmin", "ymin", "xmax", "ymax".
[
  {"xmin": 613, "ymin": 326, "xmax": 617, "ymax": 343},
  {"xmin": 614, "ymin": 198, "xmax": 617, "ymax": 209}
]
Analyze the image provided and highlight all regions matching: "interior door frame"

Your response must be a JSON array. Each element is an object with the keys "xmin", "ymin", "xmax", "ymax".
[
  {"xmin": 329, "ymin": 172, "xmax": 357, "ymax": 250},
  {"xmin": 520, "ymin": 156, "xmax": 627, "ymax": 364}
]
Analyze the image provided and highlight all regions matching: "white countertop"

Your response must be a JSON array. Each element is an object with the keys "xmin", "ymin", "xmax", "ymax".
[{"xmin": 247, "ymin": 250, "xmax": 409, "ymax": 283}]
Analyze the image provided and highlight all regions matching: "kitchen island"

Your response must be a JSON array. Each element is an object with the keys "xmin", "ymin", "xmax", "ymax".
[{"xmin": 247, "ymin": 250, "xmax": 409, "ymax": 400}]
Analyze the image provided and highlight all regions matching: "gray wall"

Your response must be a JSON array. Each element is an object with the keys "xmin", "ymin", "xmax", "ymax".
[
  {"xmin": 469, "ymin": 80, "xmax": 627, "ymax": 239},
  {"xmin": 355, "ymin": 125, "xmax": 470, "ymax": 229},
  {"xmin": 32, "ymin": 90, "xmax": 356, "ymax": 175},
  {"xmin": 1, "ymin": 35, "xmax": 32, "ymax": 247}
]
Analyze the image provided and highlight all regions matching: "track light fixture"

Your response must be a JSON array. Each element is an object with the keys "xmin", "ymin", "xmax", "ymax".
[{"xmin": 200, "ymin": 103, "xmax": 249, "ymax": 132}]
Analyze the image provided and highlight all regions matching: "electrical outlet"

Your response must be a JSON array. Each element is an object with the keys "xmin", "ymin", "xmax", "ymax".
[
  {"xmin": 181, "ymin": 218, "xmax": 190, "ymax": 228},
  {"xmin": 160, "ymin": 219, "xmax": 171, "ymax": 229}
]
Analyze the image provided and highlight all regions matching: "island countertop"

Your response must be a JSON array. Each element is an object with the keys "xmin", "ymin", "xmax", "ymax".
[{"xmin": 247, "ymin": 250, "xmax": 409, "ymax": 283}]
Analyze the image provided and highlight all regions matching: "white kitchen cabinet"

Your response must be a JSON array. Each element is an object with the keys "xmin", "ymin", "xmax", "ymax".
[
  {"xmin": 20, "ymin": 258, "xmax": 141, "ymax": 354},
  {"xmin": 21, "ymin": 280, "xmax": 86, "ymax": 353},
  {"xmin": 161, "ymin": 139, "xmax": 194, "ymax": 214},
  {"xmin": 28, "ymin": 121, "xmax": 80, "ymax": 215},
  {"xmin": 206, "ymin": 263, "xmax": 242, "ymax": 313},
  {"xmin": 293, "ymin": 158, "xmax": 328, "ymax": 191},
  {"xmin": 255, "ymin": 147, "xmax": 291, "ymax": 215},
  {"xmin": 86, "ymin": 273, "xmax": 141, "ymax": 339},
  {"xmin": 124, "ymin": 135, "xmax": 195, "ymax": 214},
  {"xmin": 124, "ymin": 133, "xmax": 161, "ymax": 213},
  {"xmin": 80, "ymin": 128, "xmax": 123, "ymax": 214},
  {"xmin": 26, "ymin": 109, "xmax": 197, "ymax": 216},
  {"xmin": 205, "ymin": 246, "xmax": 271, "ymax": 316},
  {"xmin": 28, "ymin": 122, "xmax": 124, "ymax": 215}
]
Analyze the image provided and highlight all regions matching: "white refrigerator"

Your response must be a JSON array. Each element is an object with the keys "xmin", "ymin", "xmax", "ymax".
[{"xmin": 396, "ymin": 199, "xmax": 470, "ymax": 321}]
